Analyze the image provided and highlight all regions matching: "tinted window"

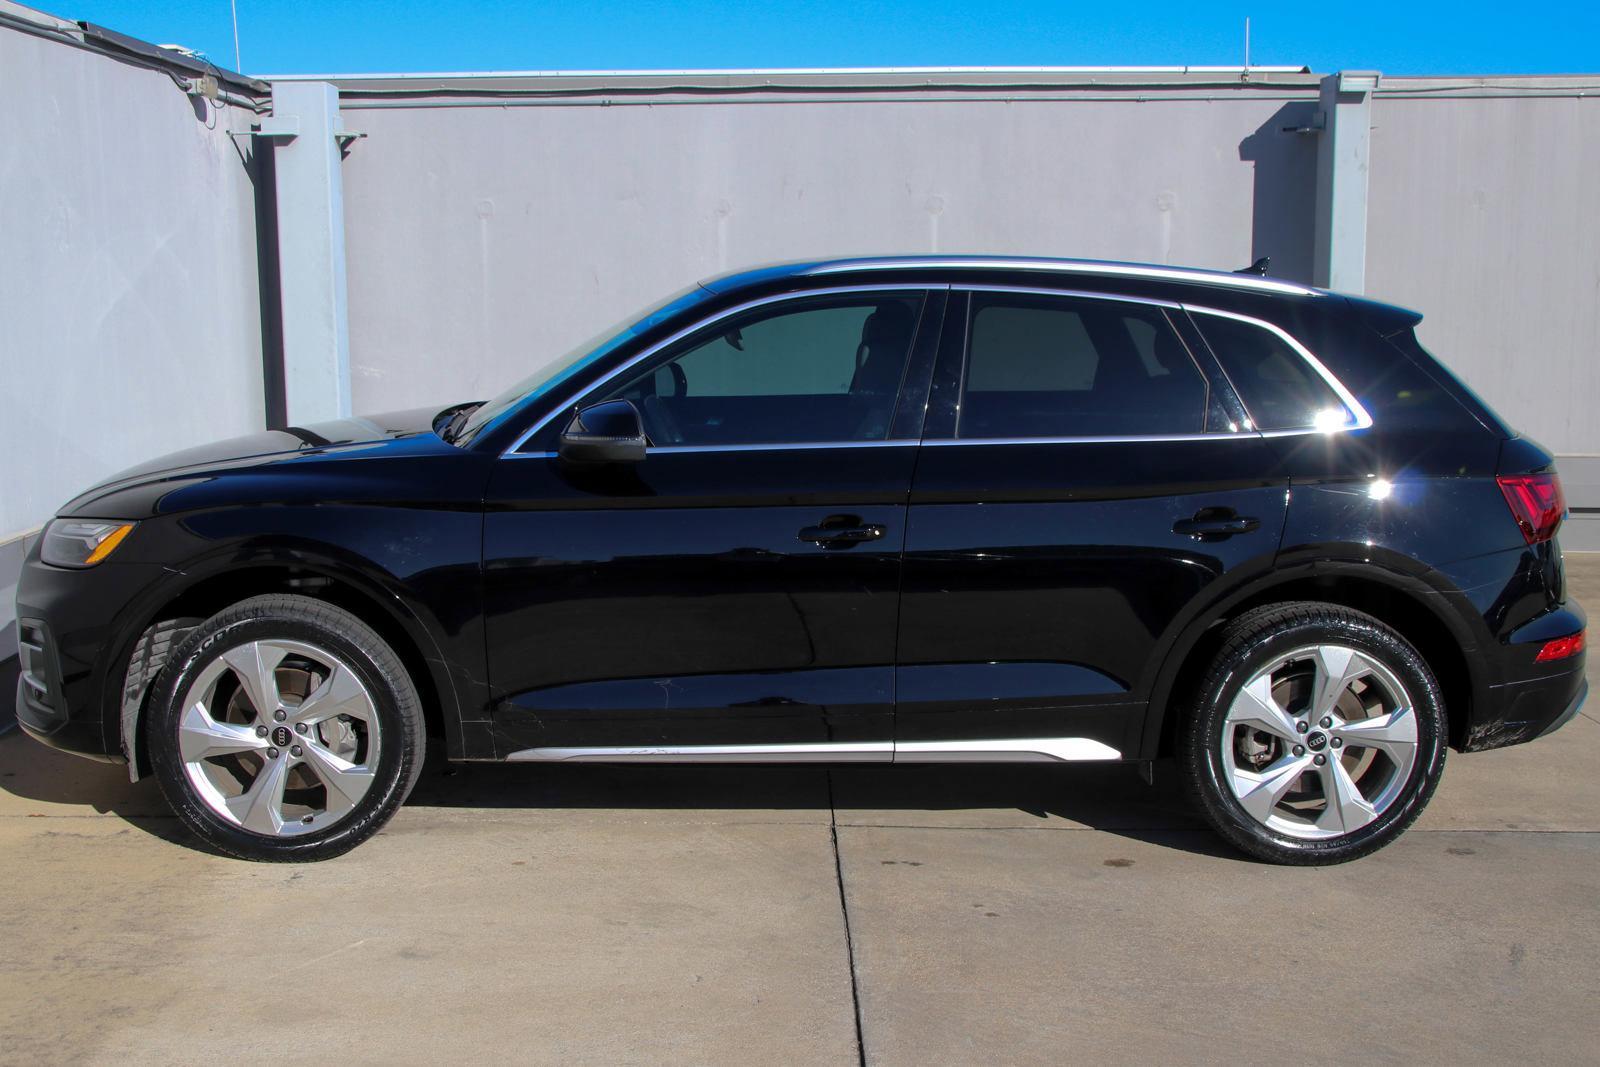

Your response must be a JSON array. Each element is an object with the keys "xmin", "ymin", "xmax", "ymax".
[
  {"xmin": 607, "ymin": 293, "xmax": 923, "ymax": 446},
  {"xmin": 1378, "ymin": 329, "xmax": 1501, "ymax": 432},
  {"xmin": 959, "ymin": 293, "xmax": 1208, "ymax": 438},
  {"xmin": 1196, "ymin": 313, "xmax": 1352, "ymax": 432}
]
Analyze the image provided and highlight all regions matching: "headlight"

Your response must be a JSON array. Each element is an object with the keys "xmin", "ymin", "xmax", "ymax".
[{"xmin": 41, "ymin": 519, "xmax": 137, "ymax": 568}]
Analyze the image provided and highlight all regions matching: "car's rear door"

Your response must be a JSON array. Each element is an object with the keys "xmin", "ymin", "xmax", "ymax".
[
  {"xmin": 481, "ymin": 286, "xmax": 946, "ymax": 760},
  {"xmin": 895, "ymin": 286, "xmax": 1289, "ymax": 761}
]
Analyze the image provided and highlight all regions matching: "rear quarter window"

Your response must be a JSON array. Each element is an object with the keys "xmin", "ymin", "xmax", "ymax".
[
  {"xmin": 1381, "ymin": 328, "xmax": 1511, "ymax": 436},
  {"xmin": 1192, "ymin": 313, "xmax": 1353, "ymax": 432}
]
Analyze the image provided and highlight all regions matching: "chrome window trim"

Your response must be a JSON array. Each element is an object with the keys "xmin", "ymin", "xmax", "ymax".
[
  {"xmin": 647, "ymin": 439, "xmax": 920, "ymax": 455},
  {"xmin": 505, "ymin": 736, "xmax": 1121, "ymax": 763},
  {"xmin": 511, "ymin": 439, "xmax": 921, "ymax": 459},
  {"xmin": 924, "ymin": 432, "xmax": 1253, "ymax": 447},
  {"xmin": 1182, "ymin": 304, "xmax": 1375, "ymax": 433},
  {"xmin": 499, "ymin": 282, "xmax": 1369, "ymax": 456},
  {"xmin": 802, "ymin": 257, "xmax": 1321, "ymax": 297},
  {"xmin": 500, "ymin": 283, "xmax": 946, "ymax": 457},
  {"xmin": 523, "ymin": 434, "xmax": 1267, "ymax": 454}
]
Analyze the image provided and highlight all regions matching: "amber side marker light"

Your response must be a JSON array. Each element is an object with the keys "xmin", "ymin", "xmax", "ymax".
[
  {"xmin": 1535, "ymin": 631, "xmax": 1585, "ymax": 663},
  {"xmin": 84, "ymin": 523, "xmax": 134, "ymax": 564},
  {"xmin": 40, "ymin": 519, "xmax": 137, "ymax": 568}
]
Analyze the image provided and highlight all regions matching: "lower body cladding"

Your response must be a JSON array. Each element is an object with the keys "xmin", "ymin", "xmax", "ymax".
[{"xmin": 506, "ymin": 736, "xmax": 1122, "ymax": 762}]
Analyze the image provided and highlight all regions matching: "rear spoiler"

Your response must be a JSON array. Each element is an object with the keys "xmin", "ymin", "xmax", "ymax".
[{"xmin": 1344, "ymin": 294, "xmax": 1425, "ymax": 338}]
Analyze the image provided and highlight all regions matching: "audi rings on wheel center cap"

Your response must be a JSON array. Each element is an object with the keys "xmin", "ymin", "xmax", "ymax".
[
  {"xmin": 1306, "ymin": 731, "xmax": 1328, "ymax": 752},
  {"xmin": 271, "ymin": 725, "xmax": 294, "ymax": 748}
]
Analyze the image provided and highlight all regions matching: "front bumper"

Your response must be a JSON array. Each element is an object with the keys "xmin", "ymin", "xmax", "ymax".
[
  {"xmin": 14, "ymin": 617, "xmax": 122, "ymax": 762},
  {"xmin": 13, "ymin": 546, "xmax": 168, "ymax": 764}
]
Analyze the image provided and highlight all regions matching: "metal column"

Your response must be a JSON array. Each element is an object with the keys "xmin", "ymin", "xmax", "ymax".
[
  {"xmin": 263, "ymin": 81, "xmax": 352, "ymax": 424},
  {"xmin": 1313, "ymin": 71, "xmax": 1379, "ymax": 294}
]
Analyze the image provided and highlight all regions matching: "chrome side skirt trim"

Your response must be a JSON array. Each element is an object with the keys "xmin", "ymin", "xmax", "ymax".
[
  {"xmin": 895, "ymin": 737, "xmax": 1122, "ymax": 762},
  {"xmin": 505, "ymin": 737, "xmax": 1122, "ymax": 763},
  {"xmin": 508, "ymin": 742, "xmax": 894, "ymax": 762}
]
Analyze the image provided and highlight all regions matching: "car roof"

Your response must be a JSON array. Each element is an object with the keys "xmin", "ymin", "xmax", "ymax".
[{"xmin": 699, "ymin": 255, "xmax": 1328, "ymax": 299}]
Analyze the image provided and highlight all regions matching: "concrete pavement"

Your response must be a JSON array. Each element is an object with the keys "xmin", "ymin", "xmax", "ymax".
[{"xmin": 3, "ymin": 558, "xmax": 1598, "ymax": 1065}]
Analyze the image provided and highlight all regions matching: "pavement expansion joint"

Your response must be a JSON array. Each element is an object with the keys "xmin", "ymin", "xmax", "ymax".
[{"xmin": 827, "ymin": 770, "xmax": 869, "ymax": 1067}]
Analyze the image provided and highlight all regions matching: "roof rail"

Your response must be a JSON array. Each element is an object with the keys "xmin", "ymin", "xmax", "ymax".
[{"xmin": 800, "ymin": 257, "xmax": 1321, "ymax": 296}]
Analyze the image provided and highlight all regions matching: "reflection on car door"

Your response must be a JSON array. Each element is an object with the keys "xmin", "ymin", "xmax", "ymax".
[
  {"xmin": 481, "ymin": 288, "xmax": 946, "ymax": 760},
  {"xmin": 896, "ymin": 289, "xmax": 1289, "ymax": 760}
]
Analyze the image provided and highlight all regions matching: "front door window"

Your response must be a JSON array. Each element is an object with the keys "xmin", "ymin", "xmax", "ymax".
[{"xmin": 603, "ymin": 293, "xmax": 925, "ymax": 447}]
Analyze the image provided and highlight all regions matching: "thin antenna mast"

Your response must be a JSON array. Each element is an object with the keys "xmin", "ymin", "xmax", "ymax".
[
  {"xmin": 230, "ymin": 0, "xmax": 241, "ymax": 72},
  {"xmin": 1244, "ymin": 17, "xmax": 1251, "ymax": 72}
]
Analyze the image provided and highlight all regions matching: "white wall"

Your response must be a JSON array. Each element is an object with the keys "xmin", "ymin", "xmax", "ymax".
[
  {"xmin": 337, "ymin": 92, "xmax": 1321, "ymax": 414},
  {"xmin": 1367, "ymin": 89, "xmax": 1600, "ymax": 457},
  {"xmin": 4, "ymin": 42, "xmax": 1596, "ymax": 537},
  {"xmin": 0, "ymin": 27, "xmax": 265, "ymax": 537}
]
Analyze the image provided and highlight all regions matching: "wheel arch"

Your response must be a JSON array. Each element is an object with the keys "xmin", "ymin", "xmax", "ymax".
[
  {"xmin": 113, "ymin": 557, "xmax": 464, "ymax": 779},
  {"xmin": 1140, "ymin": 560, "xmax": 1487, "ymax": 760}
]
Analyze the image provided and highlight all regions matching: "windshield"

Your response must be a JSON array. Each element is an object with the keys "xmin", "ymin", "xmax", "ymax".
[{"xmin": 454, "ymin": 282, "xmax": 715, "ymax": 445}]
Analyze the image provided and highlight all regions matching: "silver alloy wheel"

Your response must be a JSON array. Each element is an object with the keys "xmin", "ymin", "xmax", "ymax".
[
  {"xmin": 1220, "ymin": 644, "xmax": 1418, "ymax": 840},
  {"xmin": 178, "ymin": 639, "xmax": 381, "ymax": 837}
]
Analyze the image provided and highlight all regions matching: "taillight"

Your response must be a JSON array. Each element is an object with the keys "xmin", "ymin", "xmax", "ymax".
[
  {"xmin": 1535, "ymin": 630, "xmax": 1585, "ymax": 663},
  {"xmin": 1497, "ymin": 472, "xmax": 1566, "ymax": 544}
]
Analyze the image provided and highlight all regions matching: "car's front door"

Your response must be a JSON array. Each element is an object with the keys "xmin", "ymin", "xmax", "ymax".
[
  {"xmin": 481, "ymin": 287, "xmax": 945, "ymax": 760},
  {"xmin": 895, "ymin": 287, "xmax": 1290, "ymax": 761}
]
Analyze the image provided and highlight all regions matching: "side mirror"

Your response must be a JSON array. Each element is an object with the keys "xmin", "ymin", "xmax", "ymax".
[{"xmin": 558, "ymin": 399, "xmax": 647, "ymax": 465}]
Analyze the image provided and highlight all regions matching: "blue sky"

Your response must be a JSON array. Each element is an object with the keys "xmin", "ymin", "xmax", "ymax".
[{"xmin": 54, "ymin": 0, "xmax": 1600, "ymax": 77}]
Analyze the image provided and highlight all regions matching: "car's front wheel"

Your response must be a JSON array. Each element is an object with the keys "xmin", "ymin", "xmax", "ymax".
[
  {"xmin": 147, "ymin": 594, "xmax": 425, "ymax": 861},
  {"xmin": 1179, "ymin": 602, "xmax": 1447, "ymax": 864}
]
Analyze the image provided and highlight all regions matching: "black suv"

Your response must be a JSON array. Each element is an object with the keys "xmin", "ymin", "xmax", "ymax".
[{"xmin": 14, "ymin": 257, "xmax": 1586, "ymax": 863}]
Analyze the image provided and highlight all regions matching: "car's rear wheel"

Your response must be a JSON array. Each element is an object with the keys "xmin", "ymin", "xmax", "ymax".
[
  {"xmin": 1179, "ymin": 602, "xmax": 1447, "ymax": 864},
  {"xmin": 148, "ymin": 594, "xmax": 424, "ymax": 861}
]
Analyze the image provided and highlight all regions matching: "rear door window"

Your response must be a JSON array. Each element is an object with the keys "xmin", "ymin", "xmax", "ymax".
[{"xmin": 958, "ymin": 293, "xmax": 1209, "ymax": 438}]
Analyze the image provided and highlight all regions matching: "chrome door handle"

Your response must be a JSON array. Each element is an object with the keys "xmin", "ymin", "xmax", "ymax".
[
  {"xmin": 799, "ymin": 516, "xmax": 886, "ymax": 548},
  {"xmin": 1173, "ymin": 509, "xmax": 1261, "ymax": 540}
]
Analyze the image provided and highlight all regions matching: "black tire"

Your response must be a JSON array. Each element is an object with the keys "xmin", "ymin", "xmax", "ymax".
[
  {"xmin": 1178, "ymin": 602, "xmax": 1447, "ymax": 865},
  {"xmin": 147, "ymin": 594, "xmax": 425, "ymax": 861}
]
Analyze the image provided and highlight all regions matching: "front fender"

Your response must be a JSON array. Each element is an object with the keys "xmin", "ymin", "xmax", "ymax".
[{"xmin": 105, "ymin": 515, "xmax": 486, "ymax": 777}]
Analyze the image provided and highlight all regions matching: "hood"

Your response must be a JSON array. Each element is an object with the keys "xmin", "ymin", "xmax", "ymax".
[
  {"xmin": 105, "ymin": 408, "xmax": 442, "ymax": 484},
  {"xmin": 58, "ymin": 406, "xmax": 451, "ymax": 517}
]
